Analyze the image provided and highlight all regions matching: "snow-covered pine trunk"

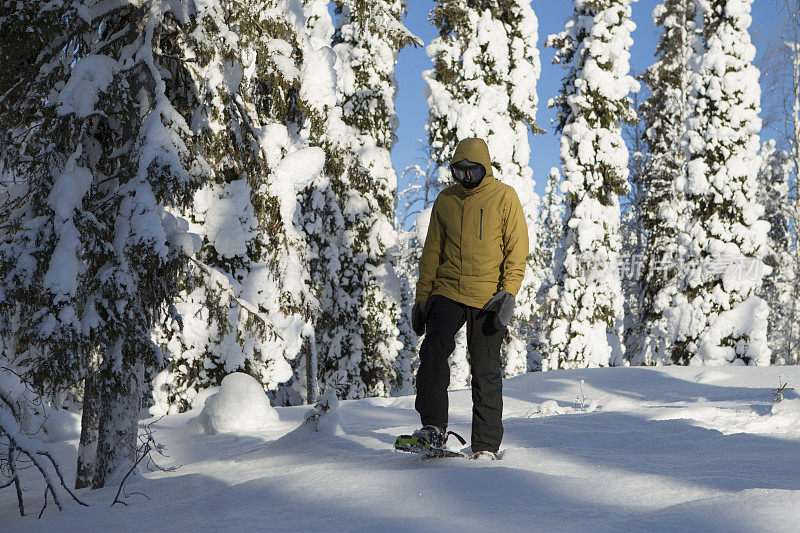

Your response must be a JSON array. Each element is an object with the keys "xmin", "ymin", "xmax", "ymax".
[
  {"xmin": 668, "ymin": 0, "xmax": 770, "ymax": 366},
  {"xmin": 92, "ymin": 354, "xmax": 143, "ymax": 489},
  {"xmin": 633, "ymin": 0, "xmax": 698, "ymax": 365},
  {"xmin": 75, "ymin": 351, "xmax": 100, "ymax": 489},
  {"xmin": 425, "ymin": 0, "xmax": 543, "ymax": 380},
  {"xmin": 544, "ymin": 0, "xmax": 638, "ymax": 369},
  {"xmin": 305, "ymin": 327, "xmax": 319, "ymax": 404}
]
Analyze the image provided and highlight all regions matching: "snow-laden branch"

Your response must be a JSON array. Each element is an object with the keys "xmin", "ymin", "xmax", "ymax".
[
  {"xmin": 375, "ymin": 5, "xmax": 423, "ymax": 48},
  {"xmin": 0, "ymin": 378, "xmax": 88, "ymax": 517},
  {"xmin": 189, "ymin": 257, "xmax": 284, "ymax": 341}
]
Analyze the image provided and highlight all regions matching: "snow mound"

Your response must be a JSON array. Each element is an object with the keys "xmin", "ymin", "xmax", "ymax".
[
  {"xmin": 533, "ymin": 400, "xmax": 567, "ymax": 416},
  {"xmin": 194, "ymin": 373, "xmax": 278, "ymax": 435},
  {"xmin": 771, "ymin": 398, "xmax": 800, "ymax": 417},
  {"xmin": 601, "ymin": 397, "xmax": 639, "ymax": 411}
]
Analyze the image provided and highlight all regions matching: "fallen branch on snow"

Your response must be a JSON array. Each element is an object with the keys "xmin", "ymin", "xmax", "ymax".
[
  {"xmin": 112, "ymin": 419, "xmax": 178, "ymax": 507},
  {"xmin": 0, "ymin": 383, "xmax": 88, "ymax": 517}
]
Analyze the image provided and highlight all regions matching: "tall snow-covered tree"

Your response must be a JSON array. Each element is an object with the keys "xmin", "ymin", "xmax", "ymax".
[
  {"xmin": 424, "ymin": 0, "xmax": 543, "ymax": 380},
  {"xmin": 149, "ymin": 0, "xmax": 322, "ymax": 413},
  {"xmin": 757, "ymin": 140, "xmax": 795, "ymax": 364},
  {"xmin": 620, "ymin": 84, "xmax": 651, "ymax": 360},
  {"xmin": 333, "ymin": 0, "xmax": 419, "ymax": 148},
  {"xmin": 331, "ymin": 1, "xmax": 419, "ymax": 396},
  {"xmin": 757, "ymin": 0, "xmax": 800, "ymax": 365},
  {"xmin": 665, "ymin": 0, "xmax": 770, "ymax": 366},
  {"xmin": 545, "ymin": 0, "xmax": 638, "ymax": 369},
  {"xmin": 632, "ymin": 0, "xmax": 698, "ymax": 365},
  {"xmin": 297, "ymin": 0, "xmax": 418, "ymax": 399},
  {"xmin": 0, "ymin": 1, "xmax": 209, "ymax": 488},
  {"xmin": 532, "ymin": 168, "xmax": 564, "ymax": 371},
  {"xmin": 538, "ymin": 168, "xmax": 566, "ymax": 281}
]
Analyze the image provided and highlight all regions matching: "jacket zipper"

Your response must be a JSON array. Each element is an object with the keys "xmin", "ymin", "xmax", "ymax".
[{"xmin": 479, "ymin": 208, "xmax": 483, "ymax": 240}]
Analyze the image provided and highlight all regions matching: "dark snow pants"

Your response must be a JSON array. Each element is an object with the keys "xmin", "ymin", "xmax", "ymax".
[{"xmin": 415, "ymin": 295, "xmax": 505, "ymax": 453}]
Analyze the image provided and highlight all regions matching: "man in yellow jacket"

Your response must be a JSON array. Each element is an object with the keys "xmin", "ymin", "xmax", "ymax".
[{"xmin": 410, "ymin": 137, "xmax": 529, "ymax": 459}]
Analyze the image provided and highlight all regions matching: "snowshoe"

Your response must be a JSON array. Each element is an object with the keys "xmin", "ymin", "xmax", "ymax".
[{"xmin": 394, "ymin": 426, "xmax": 468, "ymax": 459}]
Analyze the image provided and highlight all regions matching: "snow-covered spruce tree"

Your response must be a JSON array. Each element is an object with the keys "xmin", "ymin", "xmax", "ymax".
[
  {"xmin": 532, "ymin": 168, "xmax": 565, "ymax": 371},
  {"xmin": 757, "ymin": 141, "xmax": 795, "ymax": 364},
  {"xmin": 666, "ymin": 0, "xmax": 770, "ymax": 366},
  {"xmin": 620, "ymin": 84, "xmax": 651, "ymax": 361},
  {"xmin": 632, "ymin": 0, "xmax": 698, "ymax": 365},
  {"xmin": 0, "ymin": 1, "xmax": 207, "ymax": 488},
  {"xmin": 1, "ymin": 1, "xmax": 104, "ymax": 488},
  {"xmin": 0, "ymin": 2, "xmax": 107, "ymax": 489},
  {"xmin": 545, "ymin": 0, "xmax": 638, "ymax": 369},
  {"xmin": 333, "ymin": 0, "xmax": 419, "ymax": 147},
  {"xmin": 150, "ymin": 0, "xmax": 323, "ymax": 413},
  {"xmin": 296, "ymin": 0, "xmax": 408, "ymax": 399},
  {"xmin": 539, "ymin": 168, "xmax": 566, "ymax": 271},
  {"xmin": 424, "ymin": 0, "xmax": 543, "ymax": 380},
  {"xmin": 331, "ymin": 1, "xmax": 418, "ymax": 395},
  {"xmin": 0, "ymin": 2, "xmax": 83, "ymax": 387}
]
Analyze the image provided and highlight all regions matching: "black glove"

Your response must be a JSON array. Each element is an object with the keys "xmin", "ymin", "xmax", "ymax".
[
  {"xmin": 483, "ymin": 291, "xmax": 515, "ymax": 329},
  {"xmin": 412, "ymin": 301, "xmax": 427, "ymax": 336}
]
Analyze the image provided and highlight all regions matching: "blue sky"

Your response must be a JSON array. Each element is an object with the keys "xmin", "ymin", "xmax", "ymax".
[{"xmin": 390, "ymin": 1, "xmax": 784, "ymax": 204}]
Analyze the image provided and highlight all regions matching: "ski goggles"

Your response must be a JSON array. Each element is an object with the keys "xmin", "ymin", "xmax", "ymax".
[{"xmin": 450, "ymin": 160, "xmax": 486, "ymax": 184}]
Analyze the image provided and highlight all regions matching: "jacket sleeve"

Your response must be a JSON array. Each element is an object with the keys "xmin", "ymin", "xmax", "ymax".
[
  {"xmin": 415, "ymin": 198, "xmax": 444, "ymax": 302},
  {"xmin": 500, "ymin": 189, "xmax": 529, "ymax": 296}
]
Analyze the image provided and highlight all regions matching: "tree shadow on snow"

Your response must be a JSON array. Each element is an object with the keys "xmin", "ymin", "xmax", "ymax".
[
  {"xmin": 502, "ymin": 367, "xmax": 798, "ymax": 408},
  {"xmin": 502, "ymin": 411, "xmax": 800, "ymax": 493}
]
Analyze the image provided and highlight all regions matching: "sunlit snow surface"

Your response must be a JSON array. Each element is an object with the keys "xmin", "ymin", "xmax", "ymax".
[{"xmin": 3, "ymin": 367, "xmax": 800, "ymax": 532}]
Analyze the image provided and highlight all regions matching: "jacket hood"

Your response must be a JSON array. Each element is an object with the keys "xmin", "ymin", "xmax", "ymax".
[{"xmin": 451, "ymin": 138, "xmax": 494, "ymax": 179}]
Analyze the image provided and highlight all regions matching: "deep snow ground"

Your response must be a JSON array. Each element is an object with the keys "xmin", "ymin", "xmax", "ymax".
[{"xmin": 3, "ymin": 367, "xmax": 800, "ymax": 532}]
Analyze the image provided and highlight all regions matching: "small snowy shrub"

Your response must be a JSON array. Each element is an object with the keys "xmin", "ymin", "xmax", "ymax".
[
  {"xmin": 772, "ymin": 375, "xmax": 795, "ymax": 403},
  {"xmin": 304, "ymin": 388, "xmax": 346, "ymax": 435}
]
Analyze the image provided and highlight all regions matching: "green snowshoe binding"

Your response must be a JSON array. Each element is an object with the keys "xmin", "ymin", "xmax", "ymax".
[{"xmin": 394, "ymin": 425, "xmax": 468, "ymax": 459}]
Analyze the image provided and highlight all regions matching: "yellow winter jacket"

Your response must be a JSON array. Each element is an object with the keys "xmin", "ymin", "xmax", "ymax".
[{"xmin": 416, "ymin": 138, "xmax": 529, "ymax": 309}]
